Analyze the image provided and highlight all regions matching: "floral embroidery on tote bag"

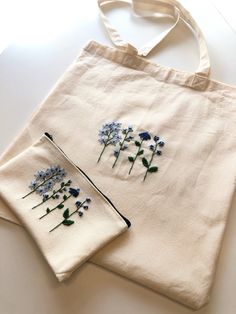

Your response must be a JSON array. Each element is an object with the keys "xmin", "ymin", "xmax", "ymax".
[
  {"xmin": 97, "ymin": 122, "xmax": 165, "ymax": 181},
  {"xmin": 22, "ymin": 165, "xmax": 92, "ymax": 232}
]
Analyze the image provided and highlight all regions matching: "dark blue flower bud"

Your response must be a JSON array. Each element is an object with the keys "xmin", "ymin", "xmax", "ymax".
[
  {"xmin": 158, "ymin": 141, "xmax": 165, "ymax": 147},
  {"xmin": 69, "ymin": 188, "xmax": 80, "ymax": 197},
  {"xmin": 139, "ymin": 132, "xmax": 151, "ymax": 141}
]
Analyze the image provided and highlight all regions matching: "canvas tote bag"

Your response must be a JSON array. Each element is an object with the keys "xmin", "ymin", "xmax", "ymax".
[{"xmin": 0, "ymin": 0, "xmax": 236, "ymax": 309}]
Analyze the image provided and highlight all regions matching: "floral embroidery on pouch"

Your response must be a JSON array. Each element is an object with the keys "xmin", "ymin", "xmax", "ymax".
[
  {"xmin": 97, "ymin": 122, "xmax": 166, "ymax": 182},
  {"xmin": 22, "ymin": 165, "xmax": 92, "ymax": 231},
  {"xmin": 49, "ymin": 197, "xmax": 92, "ymax": 232},
  {"xmin": 22, "ymin": 165, "xmax": 66, "ymax": 199}
]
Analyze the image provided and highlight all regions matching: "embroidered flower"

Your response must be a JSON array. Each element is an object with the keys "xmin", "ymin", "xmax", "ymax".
[
  {"xmin": 158, "ymin": 141, "xmax": 165, "ymax": 147},
  {"xmin": 31, "ymin": 179, "xmax": 72, "ymax": 210},
  {"xmin": 69, "ymin": 188, "xmax": 80, "ymax": 197},
  {"xmin": 76, "ymin": 200, "xmax": 82, "ymax": 207},
  {"xmin": 128, "ymin": 131, "xmax": 151, "ymax": 175},
  {"xmin": 97, "ymin": 121, "xmax": 122, "ymax": 163},
  {"xmin": 112, "ymin": 125, "xmax": 134, "ymax": 168},
  {"xmin": 23, "ymin": 165, "xmax": 67, "ymax": 199},
  {"xmin": 142, "ymin": 135, "xmax": 165, "ymax": 181},
  {"xmin": 49, "ymin": 197, "xmax": 92, "ymax": 232},
  {"xmin": 139, "ymin": 132, "xmax": 151, "ymax": 141},
  {"xmin": 39, "ymin": 185, "xmax": 80, "ymax": 220},
  {"xmin": 29, "ymin": 181, "xmax": 38, "ymax": 190}
]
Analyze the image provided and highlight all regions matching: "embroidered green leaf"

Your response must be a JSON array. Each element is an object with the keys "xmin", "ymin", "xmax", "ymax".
[
  {"xmin": 135, "ymin": 141, "xmax": 141, "ymax": 147},
  {"xmin": 63, "ymin": 188, "xmax": 67, "ymax": 191},
  {"xmin": 128, "ymin": 156, "xmax": 134, "ymax": 162},
  {"xmin": 46, "ymin": 208, "xmax": 50, "ymax": 213},
  {"xmin": 52, "ymin": 196, "xmax": 55, "ymax": 199},
  {"xmin": 148, "ymin": 166, "xmax": 158, "ymax": 173},
  {"xmin": 63, "ymin": 195, "xmax": 67, "ymax": 201},
  {"xmin": 59, "ymin": 190, "xmax": 63, "ymax": 193},
  {"xmin": 61, "ymin": 182, "xmax": 65, "ymax": 187},
  {"xmin": 137, "ymin": 149, "xmax": 144, "ymax": 156},
  {"xmin": 58, "ymin": 204, "xmax": 64, "ymax": 209},
  {"xmin": 63, "ymin": 208, "xmax": 69, "ymax": 219},
  {"xmin": 53, "ymin": 190, "xmax": 56, "ymax": 193},
  {"xmin": 142, "ymin": 157, "xmax": 149, "ymax": 168},
  {"xmin": 62, "ymin": 219, "xmax": 74, "ymax": 226}
]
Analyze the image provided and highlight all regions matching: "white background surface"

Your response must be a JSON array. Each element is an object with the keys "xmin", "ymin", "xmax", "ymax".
[{"xmin": 0, "ymin": 1, "xmax": 236, "ymax": 313}]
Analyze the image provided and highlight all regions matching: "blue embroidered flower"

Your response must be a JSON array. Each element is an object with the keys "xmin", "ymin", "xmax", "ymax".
[
  {"xmin": 112, "ymin": 125, "xmax": 134, "ymax": 168},
  {"xmin": 23, "ymin": 165, "xmax": 67, "ymax": 199},
  {"xmin": 29, "ymin": 181, "xmax": 38, "ymax": 190},
  {"xmin": 75, "ymin": 200, "xmax": 82, "ymax": 207},
  {"xmin": 113, "ymin": 147, "xmax": 120, "ymax": 157},
  {"xmin": 142, "ymin": 135, "xmax": 165, "ymax": 181},
  {"xmin": 34, "ymin": 170, "xmax": 46, "ymax": 181},
  {"xmin": 69, "ymin": 188, "xmax": 80, "ymax": 197},
  {"xmin": 49, "ymin": 197, "xmax": 92, "ymax": 232},
  {"xmin": 128, "ymin": 131, "xmax": 151, "ymax": 175},
  {"xmin": 139, "ymin": 132, "xmax": 151, "ymax": 141},
  {"xmin": 31, "ymin": 179, "xmax": 72, "ymax": 210},
  {"xmin": 97, "ymin": 121, "xmax": 122, "ymax": 162}
]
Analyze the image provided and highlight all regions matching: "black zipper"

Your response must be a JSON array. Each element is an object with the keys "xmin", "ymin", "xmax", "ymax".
[{"xmin": 44, "ymin": 132, "xmax": 131, "ymax": 228}]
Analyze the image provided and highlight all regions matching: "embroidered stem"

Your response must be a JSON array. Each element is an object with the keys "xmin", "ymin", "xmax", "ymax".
[
  {"xmin": 143, "ymin": 142, "xmax": 158, "ymax": 181},
  {"xmin": 31, "ymin": 180, "xmax": 71, "ymax": 209},
  {"xmin": 128, "ymin": 139, "xmax": 144, "ymax": 175},
  {"xmin": 22, "ymin": 173, "xmax": 58, "ymax": 199},
  {"xmin": 112, "ymin": 131, "xmax": 129, "ymax": 168},
  {"xmin": 49, "ymin": 200, "xmax": 86, "ymax": 232},
  {"xmin": 97, "ymin": 131, "xmax": 113, "ymax": 163},
  {"xmin": 39, "ymin": 194, "xmax": 72, "ymax": 219}
]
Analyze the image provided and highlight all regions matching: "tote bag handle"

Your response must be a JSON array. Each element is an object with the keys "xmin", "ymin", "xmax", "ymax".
[{"xmin": 98, "ymin": 0, "xmax": 211, "ymax": 78}]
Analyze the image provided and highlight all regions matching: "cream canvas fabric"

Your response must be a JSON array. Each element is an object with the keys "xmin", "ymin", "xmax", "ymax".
[
  {"xmin": 0, "ymin": 134, "xmax": 130, "ymax": 281},
  {"xmin": 0, "ymin": 0, "xmax": 236, "ymax": 310}
]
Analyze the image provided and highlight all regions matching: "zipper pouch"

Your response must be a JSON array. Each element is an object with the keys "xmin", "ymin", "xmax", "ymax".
[{"xmin": 0, "ymin": 133, "xmax": 130, "ymax": 281}]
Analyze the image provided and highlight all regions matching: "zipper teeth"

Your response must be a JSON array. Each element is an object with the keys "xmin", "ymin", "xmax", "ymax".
[{"xmin": 44, "ymin": 133, "xmax": 131, "ymax": 228}]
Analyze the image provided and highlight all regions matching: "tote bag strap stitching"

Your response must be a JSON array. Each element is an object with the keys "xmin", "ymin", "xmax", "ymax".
[{"xmin": 98, "ymin": 0, "xmax": 211, "ymax": 82}]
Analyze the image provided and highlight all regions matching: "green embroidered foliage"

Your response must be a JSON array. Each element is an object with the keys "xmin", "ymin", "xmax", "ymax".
[
  {"xmin": 128, "ymin": 156, "xmax": 134, "ymax": 162},
  {"xmin": 63, "ymin": 195, "xmax": 68, "ymax": 201},
  {"xmin": 58, "ymin": 204, "xmax": 64, "ymax": 209},
  {"xmin": 142, "ymin": 157, "xmax": 149, "ymax": 168},
  {"xmin": 137, "ymin": 149, "xmax": 144, "ymax": 156},
  {"xmin": 46, "ymin": 208, "xmax": 50, "ymax": 213},
  {"xmin": 148, "ymin": 166, "xmax": 158, "ymax": 173},
  {"xmin": 135, "ymin": 141, "xmax": 141, "ymax": 147},
  {"xmin": 62, "ymin": 220, "xmax": 74, "ymax": 226},
  {"xmin": 63, "ymin": 208, "xmax": 69, "ymax": 219},
  {"xmin": 61, "ymin": 182, "xmax": 65, "ymax": 187}
]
